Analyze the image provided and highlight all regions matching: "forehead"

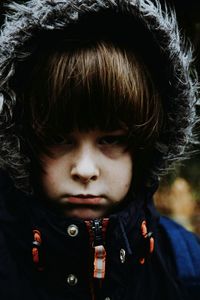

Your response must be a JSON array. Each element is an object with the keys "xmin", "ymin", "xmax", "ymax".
[{"xmin": 67, "ymin": 128, "xmax": 128, "ymax": 136}]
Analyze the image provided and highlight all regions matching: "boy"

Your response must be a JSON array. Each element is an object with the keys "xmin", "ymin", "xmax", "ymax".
[{"xmin": 0, "ymin": 0, "xmax": 199, "ymax": 299}]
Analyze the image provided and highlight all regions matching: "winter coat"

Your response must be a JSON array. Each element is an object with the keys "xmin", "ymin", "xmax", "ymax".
[{"xmin": 0, "ymin": 1, "xmax": 199, "ymax": 299}]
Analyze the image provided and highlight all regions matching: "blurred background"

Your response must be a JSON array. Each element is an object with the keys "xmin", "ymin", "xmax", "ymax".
[
  {"xmin": 0, "ymin": 0, "xmax": 200, "ymax": 234},
  {"xmin": 154, "ymin": 0, "xmax": 200, "ymax": 236}
]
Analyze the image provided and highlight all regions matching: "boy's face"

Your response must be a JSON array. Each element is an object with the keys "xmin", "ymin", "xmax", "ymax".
[{"xmin": 39, "ymin": 129, "xmax": 133, "ymax": 219}]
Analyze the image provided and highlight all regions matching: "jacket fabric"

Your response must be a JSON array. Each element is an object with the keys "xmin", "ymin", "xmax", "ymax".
[{"xmin": 0, "ymin": 1, "xmax": 199, "ymax": 299}]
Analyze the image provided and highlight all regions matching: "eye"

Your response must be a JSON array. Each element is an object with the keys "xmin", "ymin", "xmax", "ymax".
[
  {"xmin": 99, "ymin": 135, "xmax": 127, "ymax": 146},
  {"xmin": 50, "ymin": 135, "xmax": 74, "ymax": 146}
]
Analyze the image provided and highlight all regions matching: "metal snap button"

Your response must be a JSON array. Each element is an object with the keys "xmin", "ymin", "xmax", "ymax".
[
  {"xmin": 67, "ymin": 224, "xmax": 79, "ymax": 237},
  {"xmin": 67, "ymin": 274, "xmax": 78, "ymax": 286},
  {"xmin": 105, "ymin": 297, "xmax": 111, "ymax": 300},
  {"xmin": 120, "ymin": 248, "xmax": 126, "ymax": 263}
]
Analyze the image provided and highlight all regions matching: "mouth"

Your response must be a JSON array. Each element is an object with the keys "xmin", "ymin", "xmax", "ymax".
[
  {"xmin": 55, "ymin": 194, "xmax": 109, "ymax": 219},
  {"xmin": 67, "ymin": 195, "xmax": 103, "ymax": 205}
]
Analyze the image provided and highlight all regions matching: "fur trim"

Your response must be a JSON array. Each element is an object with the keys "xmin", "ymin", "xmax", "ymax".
[{"xmin": 0, "ymin": 0, "xmax": 199, "ymax": 193}]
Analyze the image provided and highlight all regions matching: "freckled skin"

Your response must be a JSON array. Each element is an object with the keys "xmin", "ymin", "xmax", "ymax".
[{"xmin": 39, "ymin": 129, "xmax": 133, "ymax": 219}]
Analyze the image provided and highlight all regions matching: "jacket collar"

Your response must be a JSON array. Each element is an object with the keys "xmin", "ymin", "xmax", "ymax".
[{"xmin": 27, "ymin": 183, "xmax": 159, "ymax": 270}]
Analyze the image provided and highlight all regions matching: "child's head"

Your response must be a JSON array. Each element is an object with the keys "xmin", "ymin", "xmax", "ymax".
[
  {"xmin": 11, "ymin": 33, "xmax": 163, "ymax": 217},
  {"xmin": 14, "ymin": 34, "xmax": 162, "ymax": 197}
]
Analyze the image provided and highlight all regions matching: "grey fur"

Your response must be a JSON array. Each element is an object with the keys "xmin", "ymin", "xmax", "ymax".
[{"xmin": 0, "ymin": 0, "xmax": 198, "ymax": 193}]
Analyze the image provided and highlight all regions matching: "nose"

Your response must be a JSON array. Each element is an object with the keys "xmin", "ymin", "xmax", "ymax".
[{"xmin": 71, "ymin": 147, "xmax": 100, "ymax": 184}]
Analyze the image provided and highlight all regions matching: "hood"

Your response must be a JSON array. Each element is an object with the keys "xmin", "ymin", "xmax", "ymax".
[{"xmin": 0, "ymin": 0, "xmax": 198, "ymax": 194}]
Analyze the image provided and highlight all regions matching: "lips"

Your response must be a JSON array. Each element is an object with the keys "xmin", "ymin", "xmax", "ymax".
[{"xmin": 67, "ymin": 195, "xmax": 103, "ymax": 205}]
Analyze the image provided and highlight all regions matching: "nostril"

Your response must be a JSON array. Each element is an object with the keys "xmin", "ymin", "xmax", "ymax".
[
  {"xmin": 72, "ymin": 174, "xmax": 80, "ymax": 181},
  {"xmin": 90, "ymin": 175, "xmax": 98, "ymax": 181},
  {"xmin": 72, "ymin": 174, "xmax": 98, "ymax": 183}
]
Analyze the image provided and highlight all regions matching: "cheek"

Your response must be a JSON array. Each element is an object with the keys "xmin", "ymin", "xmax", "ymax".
[
  {"xmin": 39, "ymin": 157, "xmax": 63, "ymax": 193},
  {"xmin": 123, "ymin": 154, "xmax": 133, "ymax": 182},
  {"xmin": 121, "ymin": 162, "xmax": 132, "ymax": 191},
  {"xmin": 40, "ymin": 154, "xmax": 64, "ymax": 176},
  {"xmin": 109, "ymin": 154, "xmax": 133, "ymax": 192}
]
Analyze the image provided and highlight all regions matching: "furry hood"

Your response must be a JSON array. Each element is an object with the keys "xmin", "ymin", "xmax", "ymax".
[{"xmin": 0, "ymin": 0, "xmax": 198, "ymax": 194}]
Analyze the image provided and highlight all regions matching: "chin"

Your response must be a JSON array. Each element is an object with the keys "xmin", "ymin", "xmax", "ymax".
[{"xmin": 64, "ymin": 208, "xmax": 105, "ymax": 220}]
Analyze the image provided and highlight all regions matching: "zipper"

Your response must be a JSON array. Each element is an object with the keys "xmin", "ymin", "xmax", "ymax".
[
  {"xmin": 91, "ymin": 219, "xmax": 104, "ymax": 247},
  {"xmin": 91, "ymin": 219, "xmax": 107, "ymax": 279},
  {"xmin": 85, "ymin": 218, "xmax": 109, "ymax": 300}
]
